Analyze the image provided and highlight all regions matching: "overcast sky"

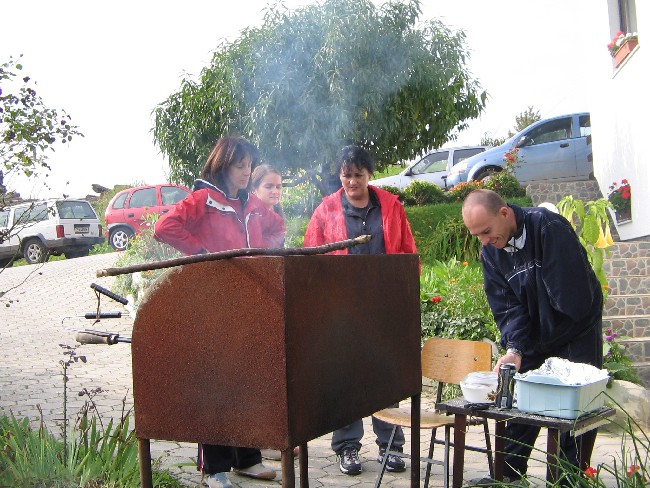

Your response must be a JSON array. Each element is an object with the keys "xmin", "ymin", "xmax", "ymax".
[{"xmin": 1, "ymin": 0, "xmax": 611, "ymax": 198}]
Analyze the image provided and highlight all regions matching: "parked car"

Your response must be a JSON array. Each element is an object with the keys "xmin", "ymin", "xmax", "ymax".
[
  {"xmin": 104, "ymin": 183, "xmax": 190, "ymax": 250},
  {"xmin": 0, "ymin": 199, "xmax": 104, "ymax": 266},
  {"xmin": 371, "ymin": 146, "xmax": 490, "ymax": 190},
  {"xmin": 446, "ymin": 113, "xmax": 593, "ymax": 187}
]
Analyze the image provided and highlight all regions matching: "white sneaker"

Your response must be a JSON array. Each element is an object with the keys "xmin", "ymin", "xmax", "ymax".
[
  {"xmin": 204, "ymin": 472, "xmax": 233, "ymax": 488},
  {"xmin": 233, "ymin": 462, "xmax": 277, "ymax": 480}
]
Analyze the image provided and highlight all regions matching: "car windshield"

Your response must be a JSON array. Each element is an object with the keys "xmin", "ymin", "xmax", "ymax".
[
  {"xmin": 57, "ymin": 201, "xmax": 96, "ymax": 219},
  {"xmin": 410, "ymin": 151, "xmax": 448, "ymax": 175}
]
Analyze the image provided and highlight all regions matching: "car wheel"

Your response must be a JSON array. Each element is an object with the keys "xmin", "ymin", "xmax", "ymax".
[
  {"xmin": 475, "ymin": 167, "xmax": 501, "ymax": 181},
  {"xmin": 109, "ymin": 227, "xmax": 134, "ymax": 251},
  {"xmin": 23, "ymin": 238, "xmax": 49, "ymax": 264},
  {"xmin": 65, "ymin": 249, "xmax": 90, "ymax": 259}
]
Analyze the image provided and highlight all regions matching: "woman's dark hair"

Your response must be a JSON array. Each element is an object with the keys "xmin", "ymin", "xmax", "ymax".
[
  {"xmin": 336, "ymin": 145, "xmax": 375, "ymax": 175},
  {"xmin": 200, "ymin": 136, "xmax": 259, "ymax": 190}
]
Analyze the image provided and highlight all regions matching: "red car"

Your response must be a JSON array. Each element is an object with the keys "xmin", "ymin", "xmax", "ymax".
[{"xmin": 104, "ymin": 184, "xmax": 190, "ymax": 250}]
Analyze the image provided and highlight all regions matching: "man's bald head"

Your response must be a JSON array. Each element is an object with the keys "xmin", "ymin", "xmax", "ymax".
[
  {"xmin": 462, "ymin": 189, "xmax": 515, "ymax": 249},
  {"xmin": 462, "ymin": 189, "xmax": 507, "ymax": 216}
]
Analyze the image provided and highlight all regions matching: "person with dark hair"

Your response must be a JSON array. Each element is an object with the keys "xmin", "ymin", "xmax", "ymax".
[
  {"xmin": 461, "ymin": 189, "xmax": 603, "ymax": 487},
  {"xmin": 303, "ymin": 145, "xmax": 418, "ymax": 476},
  {"xmin": 154, "ymin": 136, "xmax": 284, "ymax": 488}
]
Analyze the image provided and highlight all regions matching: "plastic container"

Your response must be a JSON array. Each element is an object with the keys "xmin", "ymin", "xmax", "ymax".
[
  {"xmin": 514, "ymin": 374, "xmax": 609, "ymax": 419},
  {"xmin": 460, "ymin": 371, "xmax": 498, "ymax": 403}
]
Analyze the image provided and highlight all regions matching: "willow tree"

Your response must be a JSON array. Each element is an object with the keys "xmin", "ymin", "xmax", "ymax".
[{"xmin": 153, "ymin": 0, "xmax": 487, "ymax": 194}]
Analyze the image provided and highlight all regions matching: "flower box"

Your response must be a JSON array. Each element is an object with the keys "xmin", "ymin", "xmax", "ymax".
[{"xmin": 614, "ymin": 38, "xmax": 639, "ymax": 68}]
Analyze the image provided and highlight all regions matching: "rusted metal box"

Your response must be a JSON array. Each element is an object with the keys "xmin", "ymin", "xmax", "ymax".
[{"xmin": 132, "ymin": 254, "xmax": 421, "ymax": 449}]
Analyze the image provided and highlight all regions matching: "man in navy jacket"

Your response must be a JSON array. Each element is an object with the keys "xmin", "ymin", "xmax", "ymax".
[{"xmin": 462, "ymin": 189, "xmax": 603, "ymax": 485}]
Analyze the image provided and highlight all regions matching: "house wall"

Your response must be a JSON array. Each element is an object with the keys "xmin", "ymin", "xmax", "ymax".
[{"xmin": 592, "ymin": 0, "xmax": 649, "ymax": 240}]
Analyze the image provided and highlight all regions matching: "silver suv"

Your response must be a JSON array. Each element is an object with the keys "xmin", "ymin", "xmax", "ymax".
[{"xmin": 0, "ymin": 199, "xmax": 104, "ymax": 266}]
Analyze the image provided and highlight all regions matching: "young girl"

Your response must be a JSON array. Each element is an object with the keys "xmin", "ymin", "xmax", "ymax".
[
  {"xmin": 154, "ymin": 136, "xmax": 284, "ymax": 487},
  {"xmin": 251, "ymin": 163, "xmax": 283, "ymax": 216}
]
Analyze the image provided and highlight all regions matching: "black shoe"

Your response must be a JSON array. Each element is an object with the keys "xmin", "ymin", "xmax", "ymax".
[
  {"xmin": 338, "ymin": 447, "xmax": 362, "ymax": 475},
  {"xmin": 377, "ymin": 446, "xmax": 406, "ymax": 473}
]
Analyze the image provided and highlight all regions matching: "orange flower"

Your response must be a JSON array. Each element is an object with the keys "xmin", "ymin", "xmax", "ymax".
[
  {"xmin": 450, "ymin": 278, "xmax": 456, "ymax": 283},
  {"xmin": 462, "ymin": 261, "xmax": 468, "ymax": 267},
  {"xmin": 584, "ymin": 466, "xmax": 597, "ymax": 478}
]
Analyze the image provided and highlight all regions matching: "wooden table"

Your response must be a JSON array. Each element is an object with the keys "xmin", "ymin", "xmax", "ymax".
[{"xmin": 435, "ymin": 399, "xmax": 615, "ymax": 487}]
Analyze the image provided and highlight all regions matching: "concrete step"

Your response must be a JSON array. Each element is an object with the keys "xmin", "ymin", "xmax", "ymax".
[
  {"xmin": 606, "ymin": 275, "xmax": 650, "ymax": 295},
  {"xmin": 605, "ymin": 294, "xmax": 650, "ymax": 316},
  {"xmin": 603, "ymin": 257, "xmax": 650, "ymax": 276}
]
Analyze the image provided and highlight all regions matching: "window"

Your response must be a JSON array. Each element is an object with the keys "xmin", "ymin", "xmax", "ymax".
[
  {"xmin": 161, "ymin": 186, "xmax": 189, "ymax": 205},
  {"xmin": 57, "ymin": 201, "xmax": 96, "ymax": 219},
  {"xmin": 14, "ymin": 204, "xmax": 50, "ymax": 224},
  {"xmin": 112, "ymin": 192, "xmax": 128, "ymax": 210},
  {"xmin": 579, "ymin": 115, "xmax": 591, "ymax": 137},
  {"xmin": 411, "ymin": 151, "xmax": 449, "ymax": 175},
  {"xmin": 0, "ymin": 210, "xmax": 8, "ymax": 228},
  {"xmin": 617, "ymin": 0, "xmax": 637, "ymax": 33},
  {"xmin": 129, "ymin": 188, "xmax": 157, "ymax": 208},
  {"xmin": 526, "ymin": 118, "xmax": 572, "ymax": 145},
  {"xmin": 453, "ymin": 148, "xmax": 485, "ymax": 166}
]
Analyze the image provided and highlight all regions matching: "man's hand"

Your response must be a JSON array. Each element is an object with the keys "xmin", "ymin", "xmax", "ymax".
[{"xmin": 493, "ymin": 351, "xmax": 522, "ymax": 372}]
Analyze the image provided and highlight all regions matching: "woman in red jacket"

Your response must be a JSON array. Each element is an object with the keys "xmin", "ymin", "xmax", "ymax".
[
  {"xmin": 154, "ymin": 136, "xmax": 284, "ymax": 488},
  {"xmin": 303, "ymin": 145, "xmax": 417, "ymax": 477}
]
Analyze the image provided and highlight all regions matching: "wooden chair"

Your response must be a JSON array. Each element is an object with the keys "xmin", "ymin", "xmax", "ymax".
[{"xmin": 373, "ymin": 337, "xmax": 494, "ymax": 488}]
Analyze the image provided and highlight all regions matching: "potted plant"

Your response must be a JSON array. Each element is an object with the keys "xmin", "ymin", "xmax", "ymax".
[
  {"xmin": 608, "ymin": 31, "xmax": 639, "ymax": 67},
  {"xmin": 608, "ymin": 179, "xmax": 632, "ymax": 223}
]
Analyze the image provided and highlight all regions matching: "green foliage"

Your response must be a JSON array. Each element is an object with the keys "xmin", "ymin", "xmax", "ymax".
[
  {"xmin": 556, "ymin": 196, "xmax": 613, "ymax": 294},
  {"xmin": 480, "ymin": 132, "xmax": 506, "ymax": 147},
  {"xmin": 0, "ymin": 413, "xmax": 184, "ymax": 487},
  {"xmin": 375, "ymin": 184, "xmax": 407, "ymax": 203},
  {"xmin": 404, "ymin": 180, "xmax": 445, "ymax": 205},
  {"xmin": 482, "ymin": 170, "xmax": 526, "ymax": 197},
  {"xmin": 446, "ymin": 180, "xmax": 484, "ymax": 201},
  {"xmin": 281, "ymin": 176, "xmax": 322, "ymax": 218},
  {"xmin": 285, "ymin": 216, "xmax": 309, "ymax": 248},
  {"xmin": 1, "ymin": 56, "xmax": 83, "ymax": 193},
  {"xmin": 603, "ymin": 328, "xmax": 641, "ymax": 384},
  {"xmin": 372, "ymin": 163, "xmax": 406, "ymax": 179},
  {"xmin": 112, "ymin": 214, "xmax": 181, "ymax": 311},
  {"xmin": 419, "ymin": 216, "xmax": 482, "ymax": 263},
  {"xmin": 419, "ymin": 259, "xmax": 498, "ymax": 343},
  {"xmin": 511, "ymin": 105, "xmax": 541, "ymax": 136},
  {"xmin": 153, "ymin": 0, "xmax": 487, "ymax": 191}
]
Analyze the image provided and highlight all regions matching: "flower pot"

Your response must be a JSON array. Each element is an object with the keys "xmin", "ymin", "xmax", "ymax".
[{"xmin": 613, "ymin": 38, "xmax": 639, "ymax": 68}]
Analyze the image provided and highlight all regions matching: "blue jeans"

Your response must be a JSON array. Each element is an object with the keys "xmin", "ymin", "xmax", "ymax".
[{"xmin": 331, "ymin": 404, "xmax": 405, "ymax": 454}]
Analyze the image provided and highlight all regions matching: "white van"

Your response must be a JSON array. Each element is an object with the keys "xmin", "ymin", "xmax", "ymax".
[{"xmin": 0, "ymin": 199, "xmax": 104, "ymax": 266}]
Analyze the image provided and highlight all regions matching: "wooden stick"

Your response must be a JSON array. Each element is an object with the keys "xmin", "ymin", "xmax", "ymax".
[{"xmin": 96, "ymin": 235, "xmax": 371, "ymax": 278}]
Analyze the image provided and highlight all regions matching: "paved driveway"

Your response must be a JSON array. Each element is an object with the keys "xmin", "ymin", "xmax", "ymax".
[{"xmin": 0, "ymin": 254, "xmax": 622, "ymax": 487}]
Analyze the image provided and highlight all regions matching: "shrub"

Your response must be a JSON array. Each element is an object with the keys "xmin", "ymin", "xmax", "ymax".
[
  {"xmin": 375, "ymin": 184, "xmax": 407, "ymax": 203},
  {"xmin": 404, "ymin": 180, "xmax": 446, "ymax": 205},
  {"xmin": 447, "ymin": 180, "xmax": 484, "ymax": 201},
  {"xmin": 483, "ymin": 171, "xmax": 526, "ymax": 198},
  {"xmin": 281, "ymin": 174, "xmax": 322, "ymax": 218},
  {"xmin": 420, "ymin": 259, "xmax": 498, "ymax": 343},
  {"xmin": 418, "ymin": 216, "xmax": 481, "ymax": 263}
]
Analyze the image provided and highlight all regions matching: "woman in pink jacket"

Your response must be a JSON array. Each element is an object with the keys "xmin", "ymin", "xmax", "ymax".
[
  {"xmin": 154, "ymin": 136, "xmax": 283, "ymax": 488},
  {"xmin": 303, "ymin": 145, "xmax": 417, "ymax": 477}
]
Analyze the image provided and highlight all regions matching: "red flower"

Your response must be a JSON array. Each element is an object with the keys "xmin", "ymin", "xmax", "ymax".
[
  {"xmin": 430, "ymin": 296, "xmax": 441, "ymax": 303},
  {"xmin": 584, "ymin": 466, "xmax": 597, "ymax": 478},
  {"xmin": 622, "ymin": 179, "xmax": 628, "ymax": 184},
  {"xmin": 627, "ymin": 464, "xmax": 641, "ymax": 477}
]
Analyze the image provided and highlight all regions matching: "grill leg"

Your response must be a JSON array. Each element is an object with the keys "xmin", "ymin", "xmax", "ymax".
[
  {"xmin": 138, "ymin": 437, "xmax": 153, "ymax": 488},
  {"xmin": 281, "ymin": 447, "xmax": 296, "ymax": 487}
]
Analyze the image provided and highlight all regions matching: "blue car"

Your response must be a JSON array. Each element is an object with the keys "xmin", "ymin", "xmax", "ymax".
[{"xmin": 446, "ymin": 113, "xmax": 593, "ymax": 187}]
